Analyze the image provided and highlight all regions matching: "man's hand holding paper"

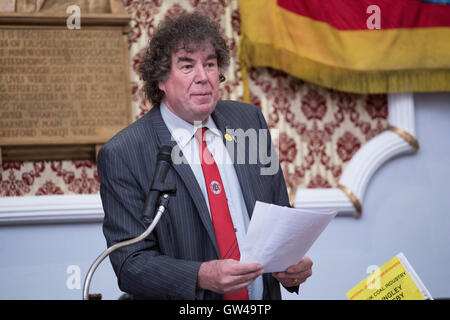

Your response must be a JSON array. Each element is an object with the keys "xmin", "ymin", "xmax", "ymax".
[
  {"xmin": 240, "ymin": 201, "xmax": 337, "ymax": 288},
  {"xmin": 272, "ymin": 256, "xmax": 314, "ymax": 288}
]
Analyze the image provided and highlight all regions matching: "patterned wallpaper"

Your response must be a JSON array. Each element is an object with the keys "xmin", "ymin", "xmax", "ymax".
[{"xmin": 0, "ymin": 0, "xmax": 388, "ymax": 197}]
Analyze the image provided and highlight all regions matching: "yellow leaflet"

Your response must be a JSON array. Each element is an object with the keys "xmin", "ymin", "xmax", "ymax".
[{"xmin": 346, "ymin": 254, "xmax": 426, "ymax": 300}]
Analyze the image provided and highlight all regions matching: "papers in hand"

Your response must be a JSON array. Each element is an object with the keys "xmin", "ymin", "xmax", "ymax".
[{"xmin": 240, "ymin": 201, "xmax": 337, "ymax": 273}]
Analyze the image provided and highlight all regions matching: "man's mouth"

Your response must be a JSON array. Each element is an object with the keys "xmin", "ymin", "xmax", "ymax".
[{"xmin": 191, "ymin": 92, "xmax": 212, "ymax": 96}]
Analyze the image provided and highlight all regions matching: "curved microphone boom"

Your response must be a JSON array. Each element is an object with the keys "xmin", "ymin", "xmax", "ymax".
[{"xmin": 83, "ymin": 145, "xmax": 177, "ymax": 300}]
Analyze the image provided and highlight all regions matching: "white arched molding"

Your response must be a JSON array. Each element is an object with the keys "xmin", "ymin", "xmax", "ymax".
[{"xmin": 292, "ymin": 92, "xmax": 419, "ymax": 218}]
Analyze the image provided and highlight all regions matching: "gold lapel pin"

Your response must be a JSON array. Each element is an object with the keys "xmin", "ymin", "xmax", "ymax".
[{"xmin": 224, "ymin": 133, "xmax": 233, "ymax": 142}]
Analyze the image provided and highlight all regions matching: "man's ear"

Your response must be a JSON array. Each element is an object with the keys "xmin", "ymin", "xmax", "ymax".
[{"xmin": 158, "ymin": 81, "xmax": 165, "ymax": 92}]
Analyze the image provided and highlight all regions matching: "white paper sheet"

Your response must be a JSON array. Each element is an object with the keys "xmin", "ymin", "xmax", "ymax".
[{"xmin": 240, "ymin": 201, "xmax": 337, "ymax": 273}]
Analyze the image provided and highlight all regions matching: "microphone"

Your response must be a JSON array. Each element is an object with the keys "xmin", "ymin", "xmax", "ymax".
[
  {"xmin": 142, "ymin": 145, "xmax": 176, "ymax": 224},
  {"xmin": 83, "ymin": 145, "xmax": 176, "ymax": 300}
]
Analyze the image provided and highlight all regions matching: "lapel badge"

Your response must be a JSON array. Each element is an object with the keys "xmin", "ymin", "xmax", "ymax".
[{"xmin": 224, "ymin": 133, "xmax": 233, "ymax": 142}]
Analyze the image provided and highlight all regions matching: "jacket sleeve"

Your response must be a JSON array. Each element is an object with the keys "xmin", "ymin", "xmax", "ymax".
[{"xmin": 97, "ymin": 142, "xmax": 202, "ymax": 299}]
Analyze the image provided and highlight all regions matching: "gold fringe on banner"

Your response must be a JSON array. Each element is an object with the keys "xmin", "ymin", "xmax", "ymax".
[
  {"xmin": 239, "ymin": 36, "xmax": 450, "ymax": 95},
  {"xmin": 239, "ymin": 38, "xmax": 251, "ymax": 103}
]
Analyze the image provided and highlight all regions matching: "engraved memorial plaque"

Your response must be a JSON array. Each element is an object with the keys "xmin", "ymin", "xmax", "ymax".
[{"xmin": 0, "ymin": 10, "xmax": 132, "ymax": 163}]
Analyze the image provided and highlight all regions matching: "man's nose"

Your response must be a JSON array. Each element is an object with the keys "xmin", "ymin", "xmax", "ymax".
[{"xmin": 194, "ymin": 65, "xmax": 208, "ymax": 83}]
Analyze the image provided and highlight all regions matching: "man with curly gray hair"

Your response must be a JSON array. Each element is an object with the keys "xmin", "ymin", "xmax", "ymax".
[
  {"xmin": 139, "ymin": 12, "xmax": 229, "ymax": 109},
  {"xmin": 98, "ymin": 12, "xmax": 312, "ymax": 300}
]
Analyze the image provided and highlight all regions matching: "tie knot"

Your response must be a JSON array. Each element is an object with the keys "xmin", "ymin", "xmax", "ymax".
[{"xmin": 194, "ymin": 127, "xmax": 208, "ymax": 143}]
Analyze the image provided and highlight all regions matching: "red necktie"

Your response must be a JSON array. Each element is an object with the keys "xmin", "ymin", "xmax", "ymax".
[{"xmin": 195, "ymin": 127, "xmax": 249, "ymax": 300}]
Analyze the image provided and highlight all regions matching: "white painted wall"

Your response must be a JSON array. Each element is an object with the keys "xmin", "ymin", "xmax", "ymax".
[{"xmin": 0, "ymin": 222, "xmax": 123, "ymax": 299}]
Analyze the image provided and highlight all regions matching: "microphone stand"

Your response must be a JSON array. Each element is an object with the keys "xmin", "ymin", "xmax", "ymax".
[{"xmin": 82, "ymin": 192, "xmax": 173, "ymax": 300}]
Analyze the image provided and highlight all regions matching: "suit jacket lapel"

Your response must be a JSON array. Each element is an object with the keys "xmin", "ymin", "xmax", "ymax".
[
  {"xmin": 211, "ymin": 106, "xmax": 257, "ymax": 220},
  {"xmin": 149, "ymin": 107, "xmax": 220, "ymax": 257}
]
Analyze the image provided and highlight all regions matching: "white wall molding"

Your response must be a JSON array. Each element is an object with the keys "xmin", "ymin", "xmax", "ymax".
[
  {"xmin": 293, "ymin": 93, "xmax": 418, "ymax": 217},
  {"xmin": 0, "ymin": 194, "xmax": 103, "ymax": 225}
]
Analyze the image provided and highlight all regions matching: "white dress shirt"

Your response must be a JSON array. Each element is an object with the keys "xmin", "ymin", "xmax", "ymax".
[{"xmin": 160, "ymin": 102, "xmax": 263, "ymax": 300}]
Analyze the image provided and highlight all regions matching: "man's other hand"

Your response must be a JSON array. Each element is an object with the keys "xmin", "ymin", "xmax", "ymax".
[
  {"xmin": 197, "ymin": 259, "xmax": 264, "ymax": 295},
  {"xmin": 272, "ymin": 256, "xmax": 313, "ymax": 288}
]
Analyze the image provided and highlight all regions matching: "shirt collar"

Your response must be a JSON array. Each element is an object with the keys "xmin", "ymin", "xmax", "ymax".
[{"xmin": 160, "ymin": 101, "xmax": 221, "ymax": 148}]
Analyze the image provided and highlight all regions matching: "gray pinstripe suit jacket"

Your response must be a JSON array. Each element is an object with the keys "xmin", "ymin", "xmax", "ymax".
[{"xmin": 98, "ymin": 100, "xmax": 296, "ymax": 300}]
